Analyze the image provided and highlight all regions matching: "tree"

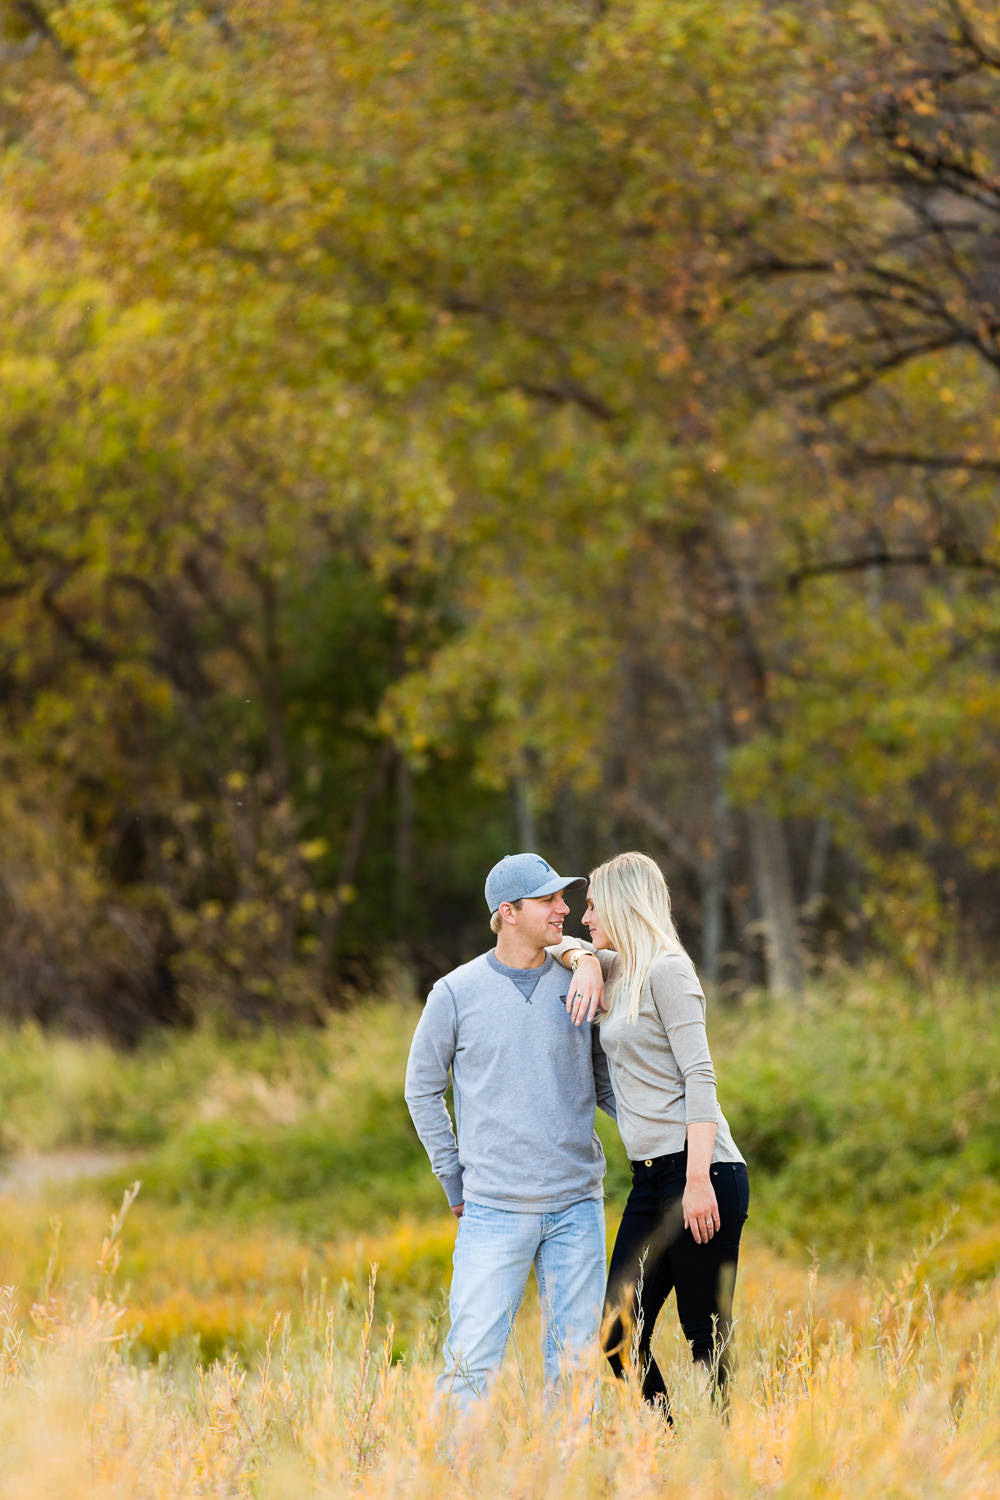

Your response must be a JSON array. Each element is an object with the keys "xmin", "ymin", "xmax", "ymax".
[{"xmin": 3, "ymin": 0, "xmax": 1000, "ymax": 1030}]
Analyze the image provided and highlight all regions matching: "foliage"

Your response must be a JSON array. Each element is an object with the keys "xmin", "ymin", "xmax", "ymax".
[
  {"xmin": 716, "ymin": 970, "xmax": 1000, "ymax": 1262},
  {"xmin": 1, "ymin": 2, "xmax": 1000, "ymax": 1026},
  {"xmin": 2, "ymin": 980, "xmax": 999, "ymax": 1289}
]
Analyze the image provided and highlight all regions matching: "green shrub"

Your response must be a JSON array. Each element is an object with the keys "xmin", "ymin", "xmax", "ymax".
[
  {"xmin": 2, "ymin": 975, "xmax": 998, "ymax": 1277},
  {"xmin": 714, "ymin": 970, "xmax": 1000, "ymax": 1262}
]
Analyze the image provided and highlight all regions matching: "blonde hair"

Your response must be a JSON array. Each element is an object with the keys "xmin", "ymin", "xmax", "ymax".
[
  {"xmin": 489, "ymin": 898, "xmax": 522, "ymax": 934},
  {"xmin": 590, "ymin": 851, "xmax": 685, "ymax": 1024}
]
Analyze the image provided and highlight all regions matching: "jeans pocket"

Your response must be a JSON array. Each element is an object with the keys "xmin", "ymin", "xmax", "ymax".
[{"xmin": 710, "ymin": 1162, "xmax": 750, "ymax": 1222}]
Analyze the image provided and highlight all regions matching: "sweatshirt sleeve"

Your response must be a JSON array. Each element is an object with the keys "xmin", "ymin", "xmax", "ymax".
[
  {"xmin": 591, "ymin": 1023, "xmax": 618, "ymax": 1120},
  {"xmin": 545, "ymin": 935, "xmax": 593, "ymax": 964},
  {"xmin": 547, "ymin": 938, "xmax": 617, "ymax": 1116},
  {"xmin": 545, "ymin": 936, "xmax": 616, "ymax": 979},
  {"xmin": 403, "ymin": 981, "xmax": 465, "ymax": 1207},
  {"xmin": 648, "ymin": 955, "xmax": 718, "ymax": 1126}
]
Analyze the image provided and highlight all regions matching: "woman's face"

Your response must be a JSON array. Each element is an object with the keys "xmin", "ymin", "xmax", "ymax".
[{"xmin": 582, "ymin": 886, "xmax": 613, "ymax": 950}]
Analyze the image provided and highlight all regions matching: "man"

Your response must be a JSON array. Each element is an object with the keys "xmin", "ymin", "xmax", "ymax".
[{"xmin": 404, "ymin": 851, "xmax": 616, "ymax": 1413}]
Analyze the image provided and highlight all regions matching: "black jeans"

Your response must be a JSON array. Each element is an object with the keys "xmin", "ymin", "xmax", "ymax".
[{"xmin": 602, "ymin": 1150, "xmax": 750, "ymax": 1415}]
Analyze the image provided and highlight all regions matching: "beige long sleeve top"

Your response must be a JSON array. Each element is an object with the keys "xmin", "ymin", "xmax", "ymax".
[{"xmin": 554, "ymin": 940, "xmax": 744, "ymax": 1165}]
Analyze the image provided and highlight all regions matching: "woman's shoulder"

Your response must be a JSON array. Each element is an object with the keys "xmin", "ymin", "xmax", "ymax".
[{"xmin": 646, "ymin": 948, "xmax": 702, "ymax": 991}]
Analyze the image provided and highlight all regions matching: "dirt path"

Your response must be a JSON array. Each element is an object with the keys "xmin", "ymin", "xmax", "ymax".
[{"xmin": 0, "ymin": 1149, "xmax": 137, "ymax": 1197}]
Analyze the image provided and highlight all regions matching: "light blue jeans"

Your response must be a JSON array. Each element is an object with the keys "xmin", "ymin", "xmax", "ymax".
[{"xmin": 436, "ymin": 1197, "xmax": 606, "ymax": 1413}]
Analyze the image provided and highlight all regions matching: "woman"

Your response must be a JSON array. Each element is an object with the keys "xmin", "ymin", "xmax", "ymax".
[{"xmin": 558, "ymin": 851, "xmax": 749, "ymax": 1418}]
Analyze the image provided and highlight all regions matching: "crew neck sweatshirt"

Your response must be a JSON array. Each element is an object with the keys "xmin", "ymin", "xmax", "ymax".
[
  {"xmin": 404, "ymin": 950, "xmax": 618, "ymax": 1211},
  {"xmin": 485, "ymin": 949, "xmax": 545, "ymax": 1001}
]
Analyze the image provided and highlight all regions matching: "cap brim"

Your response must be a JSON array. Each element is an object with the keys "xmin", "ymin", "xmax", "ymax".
[{"xmin": 523, "ymin": 874, "xmax": 586, "ymax": 900}]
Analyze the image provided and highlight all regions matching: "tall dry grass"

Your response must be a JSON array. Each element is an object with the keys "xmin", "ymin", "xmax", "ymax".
[{"xmin": 0, "ymin": 1189, "xmax": 996, "ymax": 1498}]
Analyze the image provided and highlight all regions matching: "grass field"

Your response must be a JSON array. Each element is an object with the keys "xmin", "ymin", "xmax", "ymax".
[
  {"xmin": 0, "ymin": 1195, "xmax": 996, "ymax": 1498},
  {"xmin": 0, "ymin": 970, "xmax": 998, "ymax": 1493}
]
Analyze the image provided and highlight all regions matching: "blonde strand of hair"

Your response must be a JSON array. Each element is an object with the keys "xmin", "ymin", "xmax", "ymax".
[{"xmin": 589, "ymin": 852, "xmax": 684, "ymax": 1023}]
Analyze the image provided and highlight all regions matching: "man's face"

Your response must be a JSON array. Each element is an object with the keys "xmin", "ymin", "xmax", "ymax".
[{"xmin": 509, "ymin": 890, "xmax": 570, "ymax": 948}]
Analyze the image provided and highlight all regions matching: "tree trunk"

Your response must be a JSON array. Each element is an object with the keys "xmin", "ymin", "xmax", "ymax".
[
  {"xmin": 512, "ymin": 773, "xmax": 537, "ymax": 850},
  {"xmin": 746, "ymin": 806, "xmax": 805, "ymax": 997},
  {"xmin": 555, "ymin": 783, "xmax": 586, "ymax": 884},
  {"xmin": 318, "ymin": 739, "xmax": 394, "ymax": 979},
  {"xmin": 700, "ymin": 708, "xmax": 730, "ymax": 989},
  {"xmin": 393, "ymin": 752, "xmax": 414, "ymax": 943},
  {"xmin": 804, "ymin": 816, "xmax": 831, "ymax": 921}
]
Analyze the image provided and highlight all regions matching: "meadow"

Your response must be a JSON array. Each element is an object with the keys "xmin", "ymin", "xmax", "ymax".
[{"xmin": 0, "ymin": 969, "xmax": 998, "ymax": 1496}]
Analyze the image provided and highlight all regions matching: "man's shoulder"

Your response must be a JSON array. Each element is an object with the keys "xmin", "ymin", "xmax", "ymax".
[{"xmin": 431, "ymin": 950, "xmax": 494, "ymax": 998}]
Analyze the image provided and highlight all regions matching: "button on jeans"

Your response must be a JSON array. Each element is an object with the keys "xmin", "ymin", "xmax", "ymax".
[{"xmin": 437, "ymin": 1197, "xmax": 606, "ymax": 1413}]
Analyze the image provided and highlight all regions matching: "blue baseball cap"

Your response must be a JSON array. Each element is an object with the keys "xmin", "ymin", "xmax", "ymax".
[{"xmin": 484, "ymin": 852, "xmax": 585, "ymax": 914}]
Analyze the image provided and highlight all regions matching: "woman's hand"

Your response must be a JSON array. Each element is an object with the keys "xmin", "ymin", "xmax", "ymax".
[
  {"xmin": 565, "ymin": 952, "xmax": 604, "ymax": 1025},
  {"xmin": 683, "ymin": 1176, "xmax": 720, "ymax": 1244}
]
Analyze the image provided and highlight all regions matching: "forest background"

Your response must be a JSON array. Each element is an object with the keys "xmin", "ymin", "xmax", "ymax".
[
  {"xmin": 1, "ymin": 4, "xmax": 1000, "ymax": 1493},
  {"xmin": 2, "ymin": 0, "xmax": 1000, "ymax": 1034}
]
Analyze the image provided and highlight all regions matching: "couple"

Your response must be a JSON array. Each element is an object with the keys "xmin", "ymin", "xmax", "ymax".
[{"xmin": 404, "ymin": 849, "xmax": 749, "ymax": 1421}]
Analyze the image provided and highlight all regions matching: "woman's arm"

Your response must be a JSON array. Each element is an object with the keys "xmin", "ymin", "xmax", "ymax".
[
  {"xmin": 648, "ymin": 955, "xmax": 717, "ymax": 1122},
  {"xmin": 683, "ymin": 1120, "xmax": 720, "ymax": 1243},
  {"xmin": 545, "ymin": 938, "xmax": 607, "ymax": 1024},
  {"xmin": 566, "ymin": 951, "xmax": 604, "ymax": 1025},
  {"xmin": 647, "ymin": 955, "xmax": 721, "ymax": 1242}
]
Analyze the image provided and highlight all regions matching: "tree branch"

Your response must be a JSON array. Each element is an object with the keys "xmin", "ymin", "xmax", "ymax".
[
  {"xmin": 944, "ymin": 0, "xmax": 1000, "ymax": 71},
  {"xmin": 784, "ymin": 546, "xmax": 1000, "ymax": 591},
  {"xmin": 616, "ymin": 789, "xmax": 703, "ymax": 875},
  {"xmin": 813, "ymin": 334, "xmax": 971, "ymax": 408},
  {"xmin": 847, "ymin": 448, "xmax": 1000, "ymax": 474},
  {"xmin": 513, "ymin": 378, "xmax": 618, "ymax": 423}
]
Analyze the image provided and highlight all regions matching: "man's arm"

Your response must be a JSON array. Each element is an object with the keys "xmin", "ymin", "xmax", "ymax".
[
  {"xmin": 591, "ymin": 1024, "xmax": 617, "ymax": 1120},
  {"xmin": 403, "ymin": 982, "xmax": 465, "ymax": 1215}
]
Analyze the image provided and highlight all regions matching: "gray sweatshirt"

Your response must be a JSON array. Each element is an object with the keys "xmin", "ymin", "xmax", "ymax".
[{"xmin": 404, "ymin": 951, "xmax": 618, "ymax": 1212}]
